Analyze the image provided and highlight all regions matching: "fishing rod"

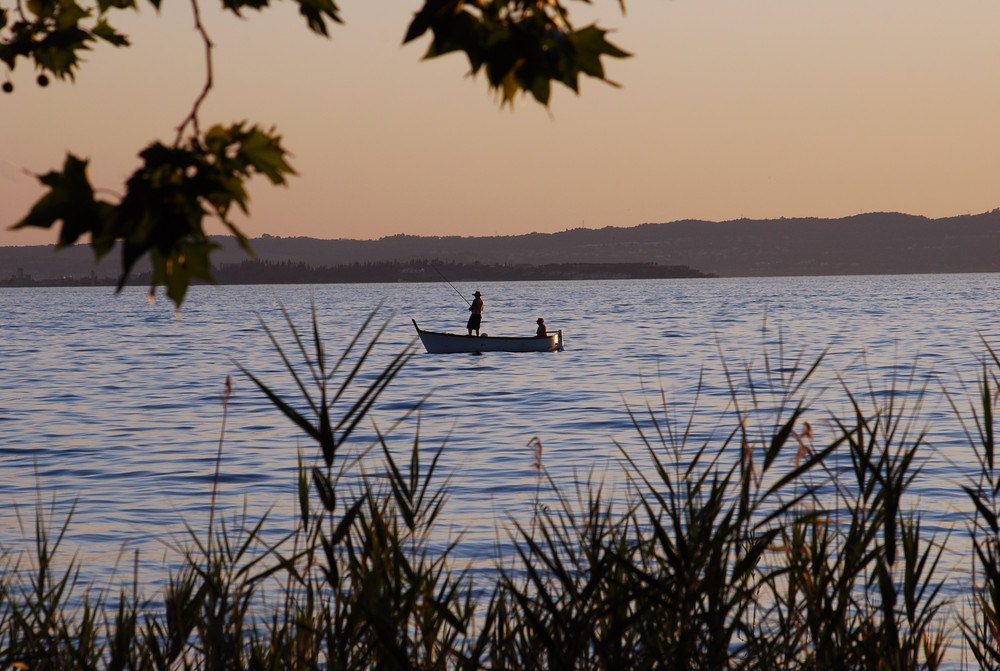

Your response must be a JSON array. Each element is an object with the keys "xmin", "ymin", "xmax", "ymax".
[{"xmin": 431, "ymin": 264, "xmax": 472, "ymax": 306}]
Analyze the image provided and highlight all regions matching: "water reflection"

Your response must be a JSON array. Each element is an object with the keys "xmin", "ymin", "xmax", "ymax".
[{"xmin": 1, "ymin": 276, "xmax": 999, "ymax": 644}]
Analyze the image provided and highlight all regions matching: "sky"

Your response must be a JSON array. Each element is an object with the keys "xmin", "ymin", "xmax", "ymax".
[{"xmin": 2, "ymin": 0, "xmax": 1000, "ymax": 247}]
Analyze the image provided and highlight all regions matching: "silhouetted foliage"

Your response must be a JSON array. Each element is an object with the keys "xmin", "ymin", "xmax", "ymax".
[
  {"xmin": 3, "ymin": 0, "xmax": 628, "ymax": 306},
  {"xmin": 6, "ymin": 311, "xmax": 1000, "ymax": 669}
]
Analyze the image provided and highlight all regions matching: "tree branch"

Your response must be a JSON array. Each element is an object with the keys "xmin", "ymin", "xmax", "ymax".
[{"xmin": 174, "ymin": 0, "xmax": 214, "ymax": 147}]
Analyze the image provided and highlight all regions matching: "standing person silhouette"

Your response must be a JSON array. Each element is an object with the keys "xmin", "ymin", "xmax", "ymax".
[{"xmin": 467, "ymin": 291, "xmax": 484, "ymax": 336}]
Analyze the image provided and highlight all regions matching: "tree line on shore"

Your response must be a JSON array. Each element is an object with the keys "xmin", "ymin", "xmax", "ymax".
[{"xmin": 0, "ymin": 259, "xmax": 714, "ymax": 287}]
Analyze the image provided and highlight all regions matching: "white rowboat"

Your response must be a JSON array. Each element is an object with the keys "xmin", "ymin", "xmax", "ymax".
[{"xmin": 412, "ymin": 319, "xmax": 564, "ymax": 354}]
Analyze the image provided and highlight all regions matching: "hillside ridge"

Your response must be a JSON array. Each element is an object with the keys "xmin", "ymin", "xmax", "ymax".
[{"xmin": 4, "ymin": 211, "xmax": 1000, "ymax": 281}]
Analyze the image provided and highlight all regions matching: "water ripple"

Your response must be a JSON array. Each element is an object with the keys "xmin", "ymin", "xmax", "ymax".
[{"xmin": 3, "ymin": 276, "xmax": 1000, "ymax": 626}]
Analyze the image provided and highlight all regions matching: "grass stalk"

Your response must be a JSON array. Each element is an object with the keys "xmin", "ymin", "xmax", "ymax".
[{"xmin": 5, "ymin": 312, "xmax": 1000, "ymax": 669}]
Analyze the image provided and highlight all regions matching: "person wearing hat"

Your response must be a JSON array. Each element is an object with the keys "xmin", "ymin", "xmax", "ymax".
[
  {"xmin": 467, "ymin": 291, "xmax": 484, "ymax": 336},
  {"xmin": 535, "ymin": 317, "xmax": 547, "ymax": 338}
]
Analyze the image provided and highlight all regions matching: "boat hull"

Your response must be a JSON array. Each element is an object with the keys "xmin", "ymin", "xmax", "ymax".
[{"xmin": 412, "ymin": 320, "xmax": 563, "ymax": 354}]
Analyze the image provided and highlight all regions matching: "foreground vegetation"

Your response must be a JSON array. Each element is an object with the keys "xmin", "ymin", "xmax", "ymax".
[{"xmin": 4, "ymin": 310, "xmax": 1000, "ymax": 670}]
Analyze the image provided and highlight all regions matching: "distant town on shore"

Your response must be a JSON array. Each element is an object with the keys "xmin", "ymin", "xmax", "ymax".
[
  {"xmin": 4, "ymin": 210, "xmax": 1000, "ymax": 286},
  {"xmin": 0, "ymin": 260, "xmax": 713, "ymax": 287}
]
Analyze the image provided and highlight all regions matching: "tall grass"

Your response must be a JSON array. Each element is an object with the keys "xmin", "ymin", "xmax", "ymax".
[{"xmin": 2, "ymin": 310, "xmax": 1000, "ymax": 669}]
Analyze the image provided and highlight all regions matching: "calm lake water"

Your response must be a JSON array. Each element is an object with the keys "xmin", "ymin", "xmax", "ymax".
[{"xmin": 3, "ymin": 274, "xmax": 1000, "ymax": 659}]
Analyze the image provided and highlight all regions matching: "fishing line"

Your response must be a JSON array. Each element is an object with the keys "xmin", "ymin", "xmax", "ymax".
[{"xmin": 431, "ymin": 264, "xmax": 472, "ymax": 306}]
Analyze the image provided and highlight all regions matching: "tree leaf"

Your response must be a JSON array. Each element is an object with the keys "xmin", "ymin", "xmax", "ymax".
[
  {"xmin": 55, "ymin": 0, "xmax": 89, "ymax": 32},
  {"xmin": 295, "ymin": 0, "xmax": 341, "ymax": 36},
  {"xmin": 97, "ymin": 0, "xmax": 136, "ymax": 11},
  {"xmin": 221, "ymin": 0, "xmax": 270, "ymax": 15},
  {"xmin": 34, "ymin": 26, "xmax": 93, "ymax": 77},
  {"xmin": 92, "ymin": 19, "xmax": 130, "ymax": 47},
  {"xmin": 569, "ymin": 24, "xmax": 630, "ymax": 79},
  {"xmin": 12, "ymin": 154, "xmax": 109, "ymax": 249},
  {"xmin": 238, "ymin": 126, "xmax": 296, "ymax": 185},
  {"xmin": 404, "ymin": 0, "xmax": 460, "ymax": 44},
  {"xmin": 407, "ymin": 1, "xmax": 628, "ymax": 108}
]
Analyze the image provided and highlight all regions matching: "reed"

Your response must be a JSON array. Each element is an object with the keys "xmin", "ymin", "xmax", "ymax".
[
  {"xmin": 3, "ymin": 309, "xmax": 1000, "ymax": 669},
  {"xmin": 956, "ymin": 346, "xmax": 1000, "ymax": 670}
]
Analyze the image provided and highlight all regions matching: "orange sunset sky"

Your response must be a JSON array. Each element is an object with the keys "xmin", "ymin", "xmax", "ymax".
[{"xmin": 2, "ymin": 0, "xmax": 999, "ymax": 248}]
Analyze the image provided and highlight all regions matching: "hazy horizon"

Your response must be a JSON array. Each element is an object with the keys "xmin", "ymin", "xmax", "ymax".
[
  {"xmin": 3, "ymin": 0, "xmax": 999, "ymax": 248},
  {"xmin": 5, "ymin": 209, "xmax": 999, "ymax": 250}
]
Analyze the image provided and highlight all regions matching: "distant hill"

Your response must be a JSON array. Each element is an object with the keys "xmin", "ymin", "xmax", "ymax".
[{"xmin": 4, "ymin": 211, "xmax": 1000, "ymax": 283}]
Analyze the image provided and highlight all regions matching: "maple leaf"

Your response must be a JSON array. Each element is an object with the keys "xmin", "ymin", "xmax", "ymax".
[
  {"xmin": 238, "ymin": 126, "xmax": 296, "ymax": 185},
  {"xmin": 13, "ymin": 154, "xmax": 110, "ymax": 249}
]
